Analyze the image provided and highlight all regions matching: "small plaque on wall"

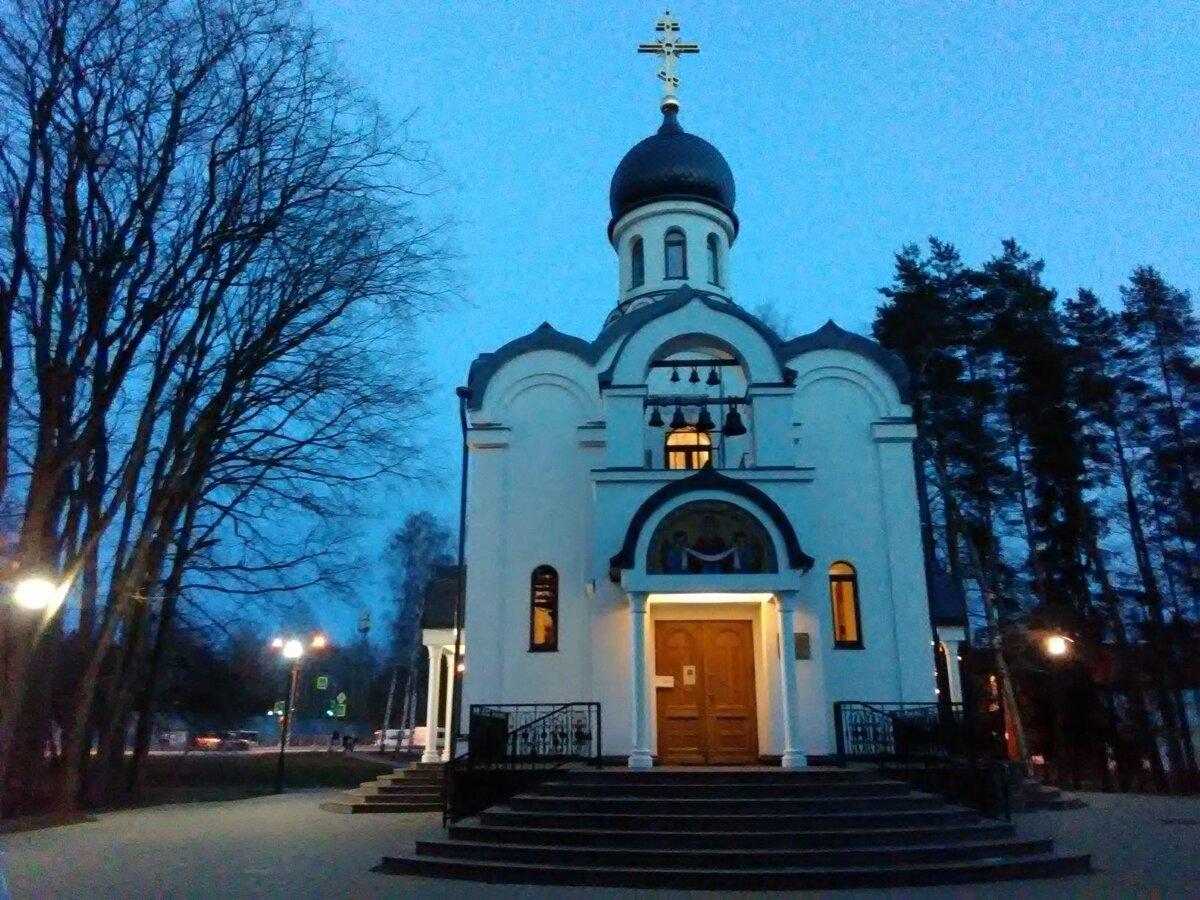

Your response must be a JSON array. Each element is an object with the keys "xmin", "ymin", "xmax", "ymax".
[
  {"xmin": 794, "ymin": 633, "xmax": 811, "ymax": 660},
  {"xmin": 654, "ymin": 675, "xmax": 675, "ymax": 689}
]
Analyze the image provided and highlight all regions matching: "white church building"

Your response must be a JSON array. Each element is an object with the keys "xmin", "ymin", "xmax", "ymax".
[{"xmin": 424, "ymin": 45, "xmax": 965, "ymax": 770}]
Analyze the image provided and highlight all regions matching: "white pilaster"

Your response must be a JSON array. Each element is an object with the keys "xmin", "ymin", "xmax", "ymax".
[
  {"xmin": 776, "ymin": 591, "xmax": 807, "ymax": 769},
  {"xmin": 441, "ymin": 649, "xmax": 457, "ymax": 762},
  {"xmin": 627, "ymin": 592, "xmax": 654, "ymax": 769},
  {"xmin": 421, "ymin": 644, "xmax": 443, "ymax": 764},
  {"xmin": 942, "ymin": 640, "xmax": 964, "ymax": 704}
]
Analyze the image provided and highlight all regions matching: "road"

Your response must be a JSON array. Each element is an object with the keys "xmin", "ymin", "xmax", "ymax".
[{"xmin": 3, "ymin": 788, "xmax": 1199, "ymax": 898}]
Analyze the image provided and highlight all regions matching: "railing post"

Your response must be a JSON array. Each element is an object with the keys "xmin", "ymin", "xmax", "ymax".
[
  {"xmin": 834, "ymin": 702, "xmax": 846, "ymax": 766},
  {"xmin": 595, "ymin": 703, "xmax": 603, "ymax": 768}
]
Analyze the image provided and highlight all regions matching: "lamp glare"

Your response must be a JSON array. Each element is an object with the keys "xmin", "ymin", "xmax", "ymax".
[
  {"xmin": 282, "ymin": 639, "xmax": 304, "ymax": 660},
  {"xmin": 13, "ymin": 577, "xmax": 59, "ymax": 611}
]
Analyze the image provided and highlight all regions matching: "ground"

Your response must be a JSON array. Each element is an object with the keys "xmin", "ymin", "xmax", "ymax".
[{"xmin": 3, "ymin": 789, "xmax": 1199, "ymax": 898}]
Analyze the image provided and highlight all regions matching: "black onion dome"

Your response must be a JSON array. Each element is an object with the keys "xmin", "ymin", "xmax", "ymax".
[{"xmin": 608, "ymin": 108, "xmax": 736, "ymax": 233}]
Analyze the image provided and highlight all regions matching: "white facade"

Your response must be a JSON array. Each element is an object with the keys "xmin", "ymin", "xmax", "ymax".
[{"xmin": 452, "ymin": 110, "xmax": 939, "ymax": 767}]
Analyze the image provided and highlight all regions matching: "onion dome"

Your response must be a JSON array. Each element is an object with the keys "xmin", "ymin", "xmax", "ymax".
[{"xmin": 608, "ymin": 108, "xmax": 737, "ymax": 233}]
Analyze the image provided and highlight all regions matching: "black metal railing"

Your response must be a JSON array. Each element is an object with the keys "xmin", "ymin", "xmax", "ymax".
[
  {"xmin": 833, "ymin": 701, "xmax": 1011, "ymax": 819},
  {"xmin": 443, "ymin": 702, "xmax": 601, "ymax": 823}
]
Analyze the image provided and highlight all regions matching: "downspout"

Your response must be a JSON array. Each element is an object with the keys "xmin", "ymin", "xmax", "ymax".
[
  {"xmin": 448, "ymin": 387, "xmax": 471, "ymax": 762},
  {"xmin": 913, "ymin": 434, "xmax": 954, "ymax": 707}
]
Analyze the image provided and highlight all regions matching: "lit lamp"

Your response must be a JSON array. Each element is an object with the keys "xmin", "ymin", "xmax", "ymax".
[
  {"xmin": 272, "ymin": 633, "xmax": 329, "ymax": 793},
  {"xmin": 1044, "ymin": 634, "xmax": 1070, "ymax": 658},
  {"xmin": 1043, "ymin": 632, "xmax": 1072, "ymax": 789},
  {"xmin": 12, "ymin": 576, "xmax": 61, "ymax": 611}
]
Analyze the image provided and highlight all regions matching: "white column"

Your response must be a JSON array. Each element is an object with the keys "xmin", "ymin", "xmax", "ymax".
[
  {"xmin": 421, "ymin": 644, "xmax": 443, "ymax": 764},
  {"xmin": 942, "ymin": 641, "xmax": 964, "ymax": 704},
  {"xmin": 627, "ymin": 592, "xmax": 654, "ymax": 769},
  {"xmin": 777, "ymin": 591, "xmax": 807, "ymax": 769},
  {"xmin": 441, "ymin": 648, "xmax": 457, "ymax": 762}
]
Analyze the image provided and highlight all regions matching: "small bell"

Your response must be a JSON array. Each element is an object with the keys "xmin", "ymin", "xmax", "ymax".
[
  {"xmin": 706, "ymin": 367, "xmax": 720, "ymax": 386},
  {"xmin": 670, "ymin": 367, "xmax": 680, "ymax": 383},
  {"xmin": 696, "ymin": 405, "xmax": 715, "ymax": 432},
  {"xmin": 722, "ymin": 405, "xmax": 747, "ymax": 437},
  {"xmin": 648, "ymin": 406, "xmax": 664, "ymax": 428},
  {"xmin": 669, "ymin": 406, "xmax": 688, "ymax": 429},
  {"xmin": 688, "ymin": 367, "xmax": 700, "ymax": 384}
]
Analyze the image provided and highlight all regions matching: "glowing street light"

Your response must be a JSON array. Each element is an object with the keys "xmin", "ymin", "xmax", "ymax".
[
  {"xmin": 12, "ymin": 576, "xmax": 61, "ymax": 611},
  {"xmin": 271, "ymin": 632, "xmax": 330, "ymax": 794},
  {"xmin": 1044, "ymin": 634, "xmax": 1071, "ymax": 658}
]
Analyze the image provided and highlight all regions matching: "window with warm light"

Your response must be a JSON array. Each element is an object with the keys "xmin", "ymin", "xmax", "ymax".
[
  {"xmin": 530, "ymin": 565, "xmax": 558, "ymax": 651},
  {"xmin": 630, "ymin": 236, "xmax": 645, "ymax": 288},
  {"xmin": 664, "ymin": 228, "xmax": 687, "ymax": 279},
  {"xmin": 829, "ymin": 561, "xmax": 863, "ymax": 648},
  {"xmin": 665, "ymin": 427, "xmax": 711, "ymax": 470}
]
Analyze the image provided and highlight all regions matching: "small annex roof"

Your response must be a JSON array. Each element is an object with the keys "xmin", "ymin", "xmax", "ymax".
[
  {"xmin": 928, "ymin": 567, "xmax": 968, "ymax": 627},
  {"xmin": 420, "ymin": 565, "xmax": 462, "ymax": 630},
  {"xmin": 462, "ymin": 286, "xmax": 911, "ymax": 410}
]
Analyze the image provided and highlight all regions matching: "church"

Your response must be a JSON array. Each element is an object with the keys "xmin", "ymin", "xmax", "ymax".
[{"xmin": 420, "ymin": 15, "xmax": 967, "ymax": 771}]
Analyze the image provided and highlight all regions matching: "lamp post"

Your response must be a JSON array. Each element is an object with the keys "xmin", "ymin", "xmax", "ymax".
[
  {"xmin": 1044, "ymin": 633, "xmax": 1072, "ymax": 788},
  {"xmin": 272, "ymin": 634, "xmax": 328, "ymax": 794}
]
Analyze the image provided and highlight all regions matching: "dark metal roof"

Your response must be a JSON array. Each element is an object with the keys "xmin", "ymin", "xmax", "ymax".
[
  {"xmin": 929, "ymin": 567, "xmax": 968, "ymax": 626},
  {"xmin": 420, "ymin": 565, "xmax": 461, "ymax": 629},
  {"xmin": 609, "ymin": 108, "xmax": 736, "ymax": 234}
]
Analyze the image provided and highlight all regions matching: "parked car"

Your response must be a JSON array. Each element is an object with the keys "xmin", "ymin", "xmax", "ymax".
[{"xmin": 192, "ymin": 731, "xmax": 252, "ymax": 751}]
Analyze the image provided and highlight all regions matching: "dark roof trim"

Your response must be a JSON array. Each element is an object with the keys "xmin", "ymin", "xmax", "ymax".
[
  {"xmin": 464, "ymin": 287, "xmax": 911, "ymax": 411},
  {"xmin": 781, "ymin": 320, "xmax": 912, "ymax": 402},
  {"xmin": 608, "ymin": 465, "xmax": 814, "ymax": 582}
]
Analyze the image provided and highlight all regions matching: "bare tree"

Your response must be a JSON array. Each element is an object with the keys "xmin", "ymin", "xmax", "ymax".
[{"xmin": 0, "ymin": 0, "xmax": 447, "ymax": 812}]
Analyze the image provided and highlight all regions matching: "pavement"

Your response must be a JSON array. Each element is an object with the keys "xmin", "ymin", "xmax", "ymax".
[{"xmin": 3, "ymin": 788, "xmax": 1199, "ymax": 899}]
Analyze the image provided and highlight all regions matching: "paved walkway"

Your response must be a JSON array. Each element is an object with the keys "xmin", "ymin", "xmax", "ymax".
[{"xmin": 3, "ymin": 789, "xmax": 1199, "ymax": 898}]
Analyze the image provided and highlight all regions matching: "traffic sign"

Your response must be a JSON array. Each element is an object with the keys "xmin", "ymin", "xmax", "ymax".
[
  {"xmin": 335, "ymin": 691, "xmax": 347, "ymax": 703},
  {"xmin": 334, "ymin": 702, "xmax": 347, "ymax": 718},
  {"xmin": 272, "ymin": 701, "xmax": 285, "ymax": 715},
  {"xmin": 316, "ymin": 675, "xmax": 329, "ymax": 691}
]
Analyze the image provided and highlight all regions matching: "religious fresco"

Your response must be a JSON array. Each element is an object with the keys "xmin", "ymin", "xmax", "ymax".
[{"xmin": 647, "ymin": 500, "xmax": 778, "ymax": 575}]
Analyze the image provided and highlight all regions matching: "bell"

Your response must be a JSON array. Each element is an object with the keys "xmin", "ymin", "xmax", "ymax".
[
  {"xmin": 695, "ymin": 405, "xmax": 715, "ymax": 432},
  {"xmin": 722, "ymin": 406, "xmax": 747, "ymax": 437},
  {"xmin": 648, "ymin": 406, "xmax": 664, "ymax": 428},
  {"xmin": 688, "ymin": 367, "xmax": 700, "ymax": 384},
  {"xmin": 706, "ymin": 367, "xmax": 720, "ymax": 386},
  {"xmin": 669, "ymin": 406, "xmax": 688, "ymax": 429},
  {"xmin": 670, "ymin": 367, "xmax": 680, "ymax": 383}
]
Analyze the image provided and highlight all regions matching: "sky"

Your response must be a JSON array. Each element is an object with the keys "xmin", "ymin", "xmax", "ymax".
[{"xmin": 302, "ymin": 1, "xmax": 1200, "ymax": 644}]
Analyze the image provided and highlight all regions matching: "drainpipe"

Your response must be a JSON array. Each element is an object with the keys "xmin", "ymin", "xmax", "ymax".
[{"xmin": 448, "ymin": 387, "xmax": 471, "ymax": 763}]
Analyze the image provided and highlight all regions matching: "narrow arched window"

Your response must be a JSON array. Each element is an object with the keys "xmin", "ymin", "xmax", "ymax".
[
  {"xmin": 829, "ymin": 562, "xmax": 863, "ymax": 648},
  {"xmin": 664, "ymin": 228, "xmax": 687, "ymax": 279},
  {"xmin": 707, "ymin": 233, "xmax": 721, "ymax": 285},
  {"xmin": 630, "ymin": 236, "xmax": 645, "ymax": 288},
  {"xmin": 530, "ymin": 565, "xmax": 558, "ymax": 651},
  {"xmin": 665, "ymin": 426, "xmax": 711, "ymax": 470}
]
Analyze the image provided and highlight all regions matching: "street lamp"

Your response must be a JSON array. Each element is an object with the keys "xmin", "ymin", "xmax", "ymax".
[
  {"xmin": 12, "ymin": 576, "xmax": 61, "ymax": 611},
  {"xmin": 1044, "ymin": 632, "xmax": 1072, "ymax": 788},
  {"xmin": 272, "ymin": 633, "xmax": 329, "ymax": 793}
]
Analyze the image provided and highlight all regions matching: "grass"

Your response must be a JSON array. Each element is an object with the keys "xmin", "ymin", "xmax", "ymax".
[{"xmin": 1, "ymin": 750, "xmax": 396, "ymax": 831}]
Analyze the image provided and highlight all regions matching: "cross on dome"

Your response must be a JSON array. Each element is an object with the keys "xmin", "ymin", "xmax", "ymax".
[{"xmin": 637, "ymin": 10, "xmax": 700, "ymax": 112}]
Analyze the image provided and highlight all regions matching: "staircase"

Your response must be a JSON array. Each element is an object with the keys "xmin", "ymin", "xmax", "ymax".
[
  {"xmin": 380, "ymin": 768, "xmax": 1090, "ymax": 888},
  {"xmin": 1022, "ymin": 779, "xmax": 1087, "ymax": 811},
  {"xmin": 320, "ymin": 761, "xmax": 443, "ymax": 814}
]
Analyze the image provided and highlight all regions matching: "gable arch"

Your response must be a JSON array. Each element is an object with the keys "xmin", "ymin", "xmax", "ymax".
[
  {"xmin": 609, "ymin": 466, "xmax": 814, "ymax": 581},
  {"xmin": 791, "ymin": 364, "xmax": 897, "ymax": 419}
]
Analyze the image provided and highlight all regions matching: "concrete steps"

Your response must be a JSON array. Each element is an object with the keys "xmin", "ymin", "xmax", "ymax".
[
  {"xmin": 1023, "ymin": 780, "xmax": 1088, "ymax": 811},
  {"xmin": 320, "ymin": 761, "xmax": 443, "ymax": 814},
  {"xmin": 379, "ymin": 768, "xmax": 1091, "ymax": 888}
]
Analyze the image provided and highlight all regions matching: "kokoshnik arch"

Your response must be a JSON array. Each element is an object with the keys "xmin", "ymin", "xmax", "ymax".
[{"xmin": 426, "ymin": 16, "xmax": 967, "ymax": 769}]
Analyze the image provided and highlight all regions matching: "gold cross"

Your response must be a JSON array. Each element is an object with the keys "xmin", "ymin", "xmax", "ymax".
[{"xmin": 637, "ymin": 10, "xmax": 700, "ymax": 111}]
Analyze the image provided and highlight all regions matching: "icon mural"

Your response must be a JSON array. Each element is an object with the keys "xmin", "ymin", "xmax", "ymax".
[{"xmin": 648, "ymin": 500, "xmax": 777, "ymax": 574}]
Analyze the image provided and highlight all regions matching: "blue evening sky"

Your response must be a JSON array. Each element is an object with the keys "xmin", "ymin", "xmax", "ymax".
[{"xmin": 304, "ymin": 2, "xmax": 1199, "ymax": 644}]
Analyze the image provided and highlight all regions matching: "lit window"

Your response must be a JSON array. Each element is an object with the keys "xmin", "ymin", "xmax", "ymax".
[
  {"xmin": 664, "ymin": 228, "xmax": 687, "ymax": 279},
  {"xmin": 707, "ymin": 233, "xmax": 720, "ymax": 285},
  {"xmin": 630, "ymin": 237, "xmax": 645, "ymax": 288},
  {"xmin": 665, "ymin": 427, "xmax": 711, "ymax": 470},
  {"xmin": 829, "ymin": 561, "xmax": 863, "ymax": 648},
  {"xmin": 530, "ymin": 565, "xmax": 558, "ymax": 651}
]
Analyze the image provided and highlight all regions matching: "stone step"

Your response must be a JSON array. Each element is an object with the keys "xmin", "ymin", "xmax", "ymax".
[
  {"xmin": 358, "ymin": 783, "xmax": 442, "ymax": 798},
  {"xmin": 378, "ymin": 851, "xmax": 1092, "ymax": 889},
  {"xmin": 414, "ymin": 836, "xmax": 1055, "ymax": 869},
  {"xmin": 320, "ymin": 798, "xmax": 440, "ymax": 814},
  {"xmin": 479, "ymin": 807, "xmax": 981, "ymax": 832},
  {"xmin": 507, "ymin": 792, "xmax": 944, "ymax": 815},
  {"xmin": 559, "ymin": 769, "xmax": 871, "ymax": 785},
  {"xmin": 448, "ymin": 821, "xmax": 1019, "ymax": 850},
  {"xmin": 363, "ymin": 791, "xmax": 441, "ymax": 804},
  {"xmin": 537, "ymin": 778, "xmax": 912, "ymax": 798}
]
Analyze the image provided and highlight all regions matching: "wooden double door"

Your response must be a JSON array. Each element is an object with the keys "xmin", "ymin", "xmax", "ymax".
[{"xmin": 654, "ymin": 620, "xmax": 758, "ymax": 765}]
